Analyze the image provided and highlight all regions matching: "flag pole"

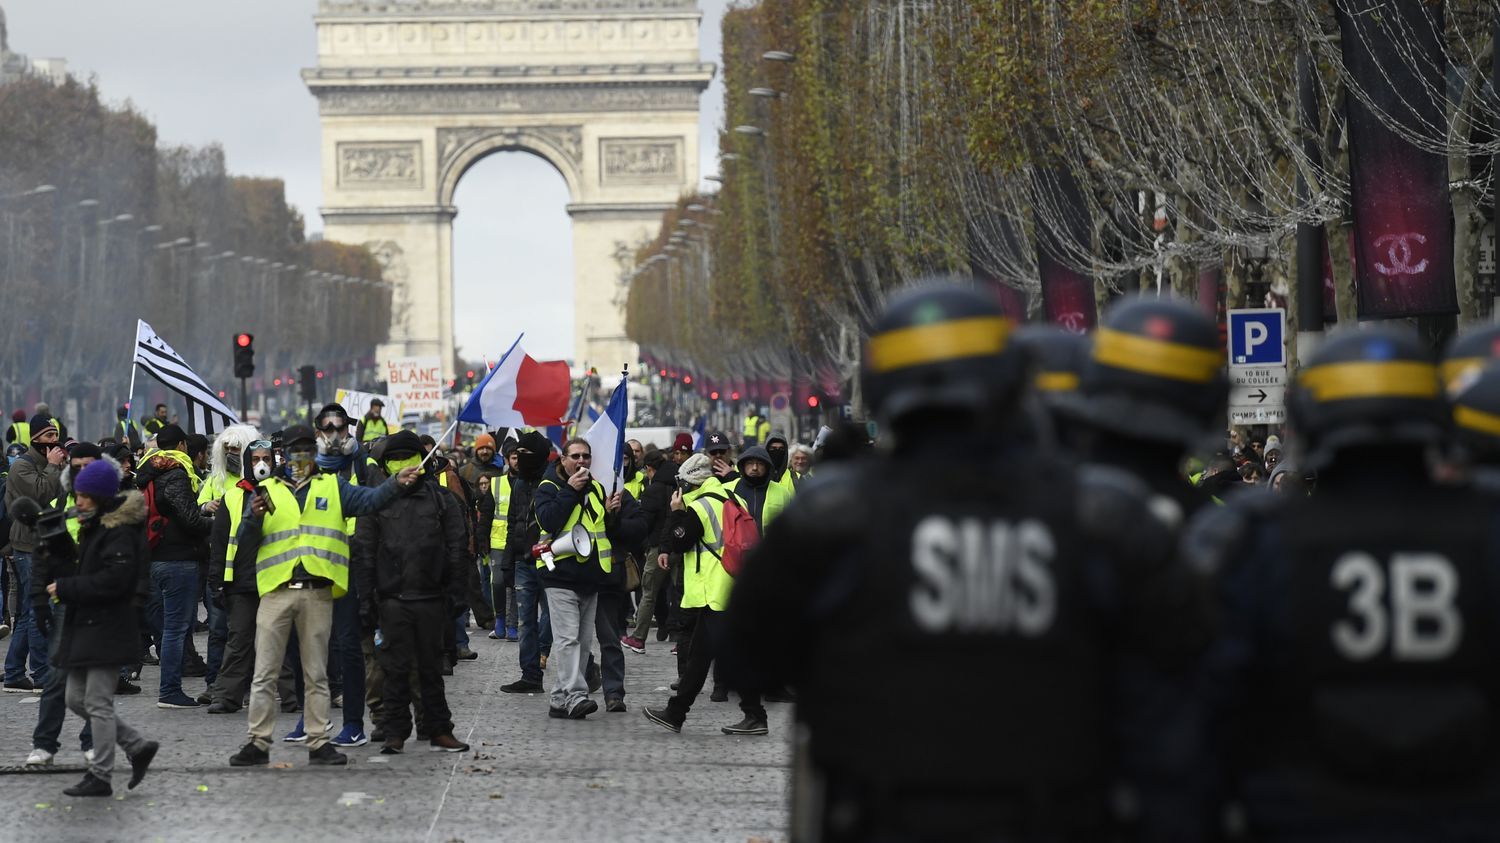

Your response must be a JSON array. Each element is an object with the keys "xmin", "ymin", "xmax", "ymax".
[
  {"xmin": 418, "ymin": 417, "xmax": 461, "ymax": 472},
  {"xmin": 125, "ymin": 320, "xmax": 141, "ymax": 429},
  {"xmin": 612, "ymin": 362, "xmax": 629, "ymax": 497}
]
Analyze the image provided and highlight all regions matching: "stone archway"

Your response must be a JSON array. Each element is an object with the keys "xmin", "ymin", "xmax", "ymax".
[{"xmin": 304, "ymin": 0, "xmax": 714, "ymax": 376}]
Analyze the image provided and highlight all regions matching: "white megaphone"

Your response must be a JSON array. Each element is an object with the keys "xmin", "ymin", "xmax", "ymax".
[{"xmin": 531, "ymin": 524, "xmax": 592, "ymax": 571}]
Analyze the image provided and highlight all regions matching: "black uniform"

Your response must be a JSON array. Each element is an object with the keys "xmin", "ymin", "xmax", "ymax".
[
  {"xmin": 1189, "ymin": 457, "xmax": 1500, "ymax": 840},
  {"xmin": 723, "ymin": 440, "xmax": 1212, "ymax": 842}
]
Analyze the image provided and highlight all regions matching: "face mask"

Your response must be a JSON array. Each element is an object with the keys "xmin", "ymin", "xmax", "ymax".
[
  {"xmin": 515, "ymin": 450, "xmax": 547, "ymax": 479},
  {"xmin": 768, "ymin": 447, "xmax": 788, "ymax": 473},
  {"xmin": 288, "ymin": 453, "xmax": 315, "ymax": 483},
  {"xmin": 385, "ymin": 455, "xmax": 422, "ymax": 475},
  {"xmin": 7, "ymin": 456, "xmax": 18, "ymax": 467},
  {"xmin": 250, "ymin": 459, "xmax": 273, "ymax": 482},
  {"xmin": 226, "ymin": 454, "xmax": 242, "ymax": 475}
]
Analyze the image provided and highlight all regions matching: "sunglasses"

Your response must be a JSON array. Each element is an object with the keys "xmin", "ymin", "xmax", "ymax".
[{"xmin": 566, "ymin": 453, "xmax": 592, "ymax": 460}]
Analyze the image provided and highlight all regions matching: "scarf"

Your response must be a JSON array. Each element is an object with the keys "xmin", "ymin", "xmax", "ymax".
[
  {"xmin": 145, "ymin": 448, "xmax": 202, "ymax": 493},
  {"xmin": 316, "ymin": 452, "xmax": 354, "ymax": 473}
]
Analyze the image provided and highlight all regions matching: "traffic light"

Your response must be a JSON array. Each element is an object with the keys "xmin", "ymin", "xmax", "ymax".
[
  {"xmin": 233, "ymin": 333, "xmax": 255, "ymax": 378},
  {"xmin": 299, "ymin": 365, "xmax": 317, "ymax": 402},
  {"xmin": 807, "ymin": 395, "xmax": 820, "ymax": 409}
]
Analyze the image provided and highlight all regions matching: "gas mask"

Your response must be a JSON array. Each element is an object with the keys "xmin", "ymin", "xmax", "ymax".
[{"xmin": 317, "ymin": 431, "xmax": 357, "ymax": 456}]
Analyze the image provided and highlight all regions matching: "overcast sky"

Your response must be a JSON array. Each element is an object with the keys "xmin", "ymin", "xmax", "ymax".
[{"xmin": 4, "ymin": 0, "xmax": 732, "ymax": 363}]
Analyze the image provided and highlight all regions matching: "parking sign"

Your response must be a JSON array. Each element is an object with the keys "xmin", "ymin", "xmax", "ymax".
[{"xmin": 1227, "ymin": 308, "xmax": 1286, "ymax": 366}]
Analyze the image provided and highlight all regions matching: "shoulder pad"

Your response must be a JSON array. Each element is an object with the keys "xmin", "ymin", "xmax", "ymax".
[
  {"xmin": 1076, "ymin": 463, "xmax": 1178, "ymax": 538},
  {"xmin": 1179, "ymin": 488, "xmax": 1283, "ymax": 577}
]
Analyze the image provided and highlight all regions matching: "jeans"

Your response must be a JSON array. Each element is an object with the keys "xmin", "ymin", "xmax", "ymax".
[
  {"xmin": 331, "ymin": 586, "xmax": 366, "ymax": 731},
  {"xmin": 4, "ymin": 552, "xmax": 47, "ymax": 684},
  {"xmin": 514, "ymin": 561, "xmax": 551, "ymax": 684},
  {"xmin": 66, "ymin": 666, "xmax": 148, "ymax": 784},
  {"xmin": 149, "ymin": 560, "xmax": 198, "ymax": 700},
  {"xmin": 32, "ymin": 604, "xmax": 92, "ymax": 754},
  {"xmin": 490, "ymin": 551, "xmax": 517, "ymax": 630},
  {"xmin": 453, "ymin": 614, "xmax": 470, "ymax": 651},
  {"xmin": 544, "ymin": 587, "xmax": 597, "ymax": 712},
  {"xmin": 204, "ymin": 574, "xmax": 227, "ymax": 685}
]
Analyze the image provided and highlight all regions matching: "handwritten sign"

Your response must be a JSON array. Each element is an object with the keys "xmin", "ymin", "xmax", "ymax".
[
  {"xmin": 335, "ymin": 389, "xmax": 402, "ymax": 423},
  {"xmin": 384, "ymin": 356, "xmax": 444, "ymax": 415}
]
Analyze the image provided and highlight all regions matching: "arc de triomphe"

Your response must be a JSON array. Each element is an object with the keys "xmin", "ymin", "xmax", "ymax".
[{"xmin": 304, "ymin": 0, "xmax": 713, "ymax": 375}]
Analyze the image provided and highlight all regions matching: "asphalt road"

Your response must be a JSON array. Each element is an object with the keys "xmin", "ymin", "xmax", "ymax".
[{"xmin": 0, "ymin": 627, "xmax": 791, "ymax": 843}]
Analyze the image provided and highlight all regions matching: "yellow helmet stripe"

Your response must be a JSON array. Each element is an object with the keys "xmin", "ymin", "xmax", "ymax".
[
  {"xmin": 1092, "ymin": 327, "xmax": 1222, "ymax": 384},
  {"xmin": 1455, "ymin": 404, "xmax": 1500, "ymax": 437},
  {"xmin": 1441, "ymin": 357, "xmax": 1484, "ymax": 391},
  {"xmin": 1298, "ymin": 361, "xmax": 1440, "ymax": 402},
  {"xmin": 1034, "ymin": 372, "xmax": 1081, "ymax": 392},
  {"xmin": 866, "ymin": 316, "xmax": 1010, "ymax": 374}
]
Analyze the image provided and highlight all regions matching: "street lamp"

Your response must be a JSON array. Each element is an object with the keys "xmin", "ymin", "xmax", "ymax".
[
  {"xmin": 762, "ymin": 51, "xmax": 795, "ymax": 62},
  {"xmin": 748, "ymin": 87, "xmax": 784, "ymax": 99},
  {"xmin": 733, "ymin": 125, "xmax": 766, "ymax": 137}
]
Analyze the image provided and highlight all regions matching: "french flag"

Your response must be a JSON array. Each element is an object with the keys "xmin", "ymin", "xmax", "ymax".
[{"xmin": 458, "ymin": 334, "xmax": 571, "ymax": 428}]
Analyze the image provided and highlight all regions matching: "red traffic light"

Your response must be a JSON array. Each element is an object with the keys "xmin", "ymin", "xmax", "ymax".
[
  {"xmin": 448, "ymin": 378, "xmax": 457, "ymax": 388},
  {"xmin": 316, "ymin": 370, "xmax": 324, "ymax": 379},
  {"xmin": 235, "ymin": 333, "xmax": 253, "ymax": 348},
  {"xmin": 466, "ymin": 370, "xmax": 475, "ymax": 379},
  {"xmin": 274, "ymin": 378, "xmax": 282, "ymax": 386},
  {"xmin": 218, "ymin": 390, "xmax": 226, "ymax": 398},
  {"xmin": 807, "ymin": 396, "xmax": 820, "ymax": 408},
  {"xmin": 683, "ymin": 375, "xmax": 692, "ymax": 385},
  {"xmin": 710, "ymin": 391, "xmax": 720, "ymax": 400},
  {"xmin": 659, "ymin": 369, "xmax": 667, "ymax": 377},
  {"xmin": 730, "ymin": 391, "xmax": 741, "ymax": 400}
]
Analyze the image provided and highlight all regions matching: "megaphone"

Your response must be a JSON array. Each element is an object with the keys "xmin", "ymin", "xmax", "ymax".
[{"xmin": 531, "ymin": 524, "xmax": 592, "ymax": 571}]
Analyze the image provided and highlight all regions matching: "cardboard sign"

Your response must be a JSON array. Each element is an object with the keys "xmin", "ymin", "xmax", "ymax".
[
  {"xmin": 384, "ymin": 356, "xmax": 445, "ymax": 415},
  {"xmin": 335, "ymin": 389, "xmax": 402, "ymax": 424}
]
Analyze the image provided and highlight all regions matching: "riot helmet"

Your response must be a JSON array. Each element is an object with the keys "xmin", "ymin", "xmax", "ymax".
[
  {"xmin": 861, "ymin": 279, "xmax": 1021, "ymax": 427},
  {"xmin": 1442, "ymin": 323, "xmax": 1500, "ymax": 393},
  {"xmin": 1079, "ymin": 296, "xmax": 1226, "ymax": 447},
  {"xmin": 1288, "ymin": 325, "xmax": 1446, "ymax": 468}
]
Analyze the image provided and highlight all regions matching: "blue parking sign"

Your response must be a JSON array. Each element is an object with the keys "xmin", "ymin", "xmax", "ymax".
[{"xmin": 1227, "ymin": 309, "xmax": 1285, "ymax": 366}]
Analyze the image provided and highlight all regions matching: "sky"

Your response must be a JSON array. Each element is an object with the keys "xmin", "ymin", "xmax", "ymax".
[{"xmin": 4, "ymin": 0, "xmax": 733, "ymax": 363}]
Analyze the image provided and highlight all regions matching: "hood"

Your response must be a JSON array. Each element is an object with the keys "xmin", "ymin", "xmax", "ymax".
[
  {"xmin": 737, "ymin": 445, "xmax": 773, "ymax": 473},
  {"xmin": 100, "ymin": 489, "xmax": 148, "ymax": 528}
]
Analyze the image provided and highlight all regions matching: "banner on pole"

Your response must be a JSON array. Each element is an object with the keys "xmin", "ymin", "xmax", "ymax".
[
  {"xmin": 335, "ymin": 389, "xmax": 403, "ymax": 423},
  {"xmin": 1032, "ymin": 165, "xmax": 1097, "ymax": 334}
]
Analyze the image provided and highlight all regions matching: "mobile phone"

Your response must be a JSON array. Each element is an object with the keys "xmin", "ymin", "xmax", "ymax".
[{"xmin": 255, "ymin": 484, "xmax": 276, "ymax": 514}]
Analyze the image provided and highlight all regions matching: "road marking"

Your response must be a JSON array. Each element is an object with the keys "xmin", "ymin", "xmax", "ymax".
[{"xmin": 424, "ymin": 649, "xmax": 496, "ymax": 842}]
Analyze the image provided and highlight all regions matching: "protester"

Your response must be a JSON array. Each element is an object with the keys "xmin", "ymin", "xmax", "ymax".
[
  {"xmin": 205, "ymin": 438, "xmax": 269, "ymax": 715},
  {"xmin": 497, "ymin": 431, "xmax": 552, "ymax": 695},
  {"xmin": 142, "ymin": 404, "xmax": 168, "ymax": 438},
  {"xmin": 353, "ymin": 430, "xmax": 470, "ymax": 754},
  {"xmin": 5, "ymin": 414, "xmax": 66, "ymax": 693},
  {"xmin": 6, "ymin": 409, "xmax": 30, "ymax": 447},
  {"xmin": 357, "ymin": 399, "xmax": 389, "ymax": 444},
  {"xmin": 47, "ymin": 460, "xmax": 159, "ymax": 797},
  {"xmin": 620, "ymin": 448, "xmax": 674, "ymax": 653}
]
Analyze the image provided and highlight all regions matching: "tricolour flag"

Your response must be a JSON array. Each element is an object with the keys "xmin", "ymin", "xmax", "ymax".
[
  {"xmin": 457, "ymin": 334, "xmax": 571, "ymax": 429},
  {"xmin": 582, "ymin": 377, "xmax": 628, "ymax": 493},
  {"xmin": 691, "ymin": 414, "xmax": 706, "ymax": 450},
  {"xmin": 133, "ymin": 320, "xmax": 239, "ymax": 434}
]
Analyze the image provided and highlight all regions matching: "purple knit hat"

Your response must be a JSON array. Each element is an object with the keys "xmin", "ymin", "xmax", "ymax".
[{"xmin": 74, "ymin": 461, "xmax": 120, "ymax": 499}]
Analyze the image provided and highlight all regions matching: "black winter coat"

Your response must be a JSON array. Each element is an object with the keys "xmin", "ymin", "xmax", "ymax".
[
  {"xmin": 533, "ymin": 465, "xmax": 647, "ymax": 594},
  {"xmin": 134, "ymin": 453, "xmax": 211, "ymax": 562},
  {"xmin": 52, "ymin": 491, "xmax": 148, "ymax": 669},
  {"xmin": 352, "ymin": 474, "xmax": 468, "ymax": 624},
  {"xmin": 640, "ymin": 460, "xmax": 678, "ymax": 550},
  {"xmin": 207, "ymin": 491, "xmax": 258, "ymax": 597}
]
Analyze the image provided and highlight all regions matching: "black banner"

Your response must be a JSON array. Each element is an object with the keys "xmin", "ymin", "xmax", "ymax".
[{"xmin": 1032, "ymin": 165, "xmax": 1097, "ymax": 333}]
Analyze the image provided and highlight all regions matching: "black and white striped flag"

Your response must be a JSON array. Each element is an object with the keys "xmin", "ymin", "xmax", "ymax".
[{"xmin": 133, "ymin": 319, "xmax": 240, "ymax": 434}]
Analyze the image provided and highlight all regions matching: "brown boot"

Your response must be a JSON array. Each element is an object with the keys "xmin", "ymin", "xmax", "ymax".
[
  {"xmin": 429, "ymin": 734, "xmax": 469, "ymax": 753},
  {"xmin": 380, "ymin": 739, "xmax": 404, "ymax": 755}
]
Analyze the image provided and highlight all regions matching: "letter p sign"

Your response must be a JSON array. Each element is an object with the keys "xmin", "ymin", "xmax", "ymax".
[{"xmin": 1228, "ymin": 309, "xmax": 1286, "ymax": 366}]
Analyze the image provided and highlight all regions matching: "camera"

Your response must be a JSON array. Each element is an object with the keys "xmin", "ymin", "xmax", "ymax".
[{"xmin": 10, "ymin": 497, "xmax": 77, "ymax": 562}]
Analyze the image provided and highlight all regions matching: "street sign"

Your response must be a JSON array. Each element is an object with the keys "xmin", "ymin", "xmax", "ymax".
[
  {"xmin": 1481, "ymin": 220, "xmax": 1496, "ymax": 275},
  {"xmin": 1228, "ymin": 308, "xmax": 1286, "ymax": 366},
  {"xmin": 1230, "ymin": 405, "xmax": 1287, "ymax": 425},
  {"xmin": 1229, "ymin": 366, "xmax": 1288, "ymax": 389},
  {"xmin": 1230, "ymin": 385, "xmax": 1286, "ymax": 407}
]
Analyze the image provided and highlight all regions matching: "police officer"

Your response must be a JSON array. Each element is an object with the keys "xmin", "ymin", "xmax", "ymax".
[
  {"xmin": 722, "ymin": 281, "xmax": 1212, "ymax": 842},
  {"xmin": 1441, "ymin": 322, "xmax": 1500, "ymax": 391},
  {"xmin": 1188, "ymin": 326, "xmax": 1500, "ymax": 840},
  {"xmin": 1448, "ymin": 358, "xmax": 1500, "ymax": 493},
  {"xmin": 1012, "ymin": 324, "xmax": 1091, "ymax": 451}
]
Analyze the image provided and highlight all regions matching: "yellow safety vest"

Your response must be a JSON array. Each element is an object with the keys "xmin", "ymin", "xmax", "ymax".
[
  {"xmin": 535, "ymin": 477, "xmax": 613, "ymax": 574},
  {"xmin": 223, "ymin": 484, "xmax": 247, "ymax": 582},
  {"xmin": 11, "ymin": 421, "xmax": 30, "ymax": 447},
  {"xmin": 116, "ymin": 420, "xmax": 134, "ymax": 442},
  {"xmin": 360, "ymin": 417, "xmax": 388, "ymax": 443},
  {"xmin": 681, "ymin": 481, "xmax": 732, "ymax": 611},
  {"xmin": 757, "ymin": 420, "xmax": 770, "ymax": 443},
  {"xmin": 742, "ymin": 415, "xmax": 759, "ymax": 439},
  {"xmin": 624, "ymin": 474, "xmax": 644, "ymax": 501},
  {"xmin": 337, "ymin": 459, "xmax": 373, "ymax": 534},
  {"xmin": 51, "ymin": 492, "xmax": 79, "ymax": 542},
  {"xmin": 197, "ymin": 474, "xmax": 228, "ymax": 506},
  {"xmin": 489, "ymin": 474, "xmax": 514, "ymax": 550},
  {"xmin": 725, "ymin": 475, "xmax": 793, "ymax": 530},
  {"xmin": 252, "ymin": 475, "xmax": 350, "ymax": 598},
  {"xmin": 772, "ymin": 470, "xmax": 797, "ymax": 500}
]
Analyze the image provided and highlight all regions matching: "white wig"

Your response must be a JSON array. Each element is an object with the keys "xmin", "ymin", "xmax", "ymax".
[{"xmin": 208, "ymin": 424, "xmax": 261, "ymax": 487}]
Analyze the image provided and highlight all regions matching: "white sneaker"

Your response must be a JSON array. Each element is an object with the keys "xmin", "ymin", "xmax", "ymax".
[
  {"xmin": 0, "ymin": 623, "xmax": 11, "ymax": 640},
  {"xmin": 83, "ymin": 748, "xmax": 96, "ymax": 765},
  {"xmin": 25, "ymin": 748, "xmax": 54, "ymax": 767}
]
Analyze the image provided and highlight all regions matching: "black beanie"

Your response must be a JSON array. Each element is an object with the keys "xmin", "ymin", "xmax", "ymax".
[
  {"xmin": 155, "ymin": 424, "xmax": 187, "ymax": 451},
  {"xmin": 514, "ymin": 431, "xmax": 552, "ymax": 480},
  {"xmin": 29, "ymin": 414, "xmax": 57, "ymax": 434},
  {"xmin": 69, "ymin": 442, "xmax": 103, "ymax": 461},
  {"xmin": 380, "ymin": 430, "xmax": 424, "ymax": 461}
]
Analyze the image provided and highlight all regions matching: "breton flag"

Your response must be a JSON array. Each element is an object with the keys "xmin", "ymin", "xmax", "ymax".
[
  {"xmin": 582, "ymin": 376, "xmax": 628, "ymax": 493},
  {"xmin": 457, "ymin": 334, "xmax": 571, "ymax": 429},
  {"xmin": 133, "ymin": 320, "xmax": 240, "ymax": 434}
]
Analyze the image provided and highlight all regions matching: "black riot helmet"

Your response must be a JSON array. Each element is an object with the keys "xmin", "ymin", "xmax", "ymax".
[
  {"xmin": 1079, "ymin": 296, "xmax": 1226, "ymax": 447},
  {"xmin": 861, "ymin": 279, "xmax": 1022, "ymax": 427},
  {"xmin": 1442, "ymin": 324, "xmax": 1500, "ymax": 394},
  {"xmin": 1014, "ymin": 324, "xmax": 1089, "ymax": 411},
  {"xmin": 1447, "ymin": 359, "xmax": 1500, "ymax": 465},
  {"xmin": 1288, "ymin": 326, "xmax": 1446, "ymax": 469}
]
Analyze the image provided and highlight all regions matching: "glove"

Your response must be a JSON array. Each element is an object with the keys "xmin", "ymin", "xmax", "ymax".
[
  {"xmin": 359, "ymin": 604, "xmax": 378, "ymax": 635},
  {"xmin": 34, "ymin": 603, "xmax": 53, "ymax": 639}
]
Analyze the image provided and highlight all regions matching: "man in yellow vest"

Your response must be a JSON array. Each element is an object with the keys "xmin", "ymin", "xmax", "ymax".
[
  {"xmin": 6, "ymin": 409, "xmax": 30, "ymax": 447},
  {"xmin": 532, "ymin": 438, "xmax": 646, "ymax": 718},
  {"xmin": 643, "ymin": 453, "xmax": 768, "ymax": 736},
  {"xmin": 142, "ymin": 404, "xmax": 168, "ymax": 440},
  {"xmin": 762, "ymin": 432, "xmax": 799, "ymax": 496},
  {"xmin": 356, "ymin": 399, "xmax": 389, "ymax": 444},
  {"xmin": 227, "ymin": 424, "xmax": 419, "ymax": 768},
  {"xmin": 741, "ymin": 412, "xmax": 761, "ymax": 449}
]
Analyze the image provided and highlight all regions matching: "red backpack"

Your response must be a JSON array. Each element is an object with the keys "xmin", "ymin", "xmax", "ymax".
[
  {"xmin": 702, "ymin": 492, "xmax": 760, "ymax": 577},
  {"xmin": 141, "ymin": 478, "xmax": 168, "ymax": 549}
]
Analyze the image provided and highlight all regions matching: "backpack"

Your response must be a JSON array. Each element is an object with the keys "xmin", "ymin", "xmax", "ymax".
[
  {"xmin": 141, "ymin": 478, "xmax": 168, "ymax": 549},
  {"xmin": 701, "ymin": 491, "xmax": 761, "ymax": 577}
]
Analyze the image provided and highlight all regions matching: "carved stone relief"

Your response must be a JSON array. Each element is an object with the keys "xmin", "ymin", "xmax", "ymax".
[
  {"xmin": 338, "ymin": 141, "xmax": 423, "ymax": 188},
  {"xmin": 600, "ymin": 137, "xmax": 681, "ymax": 185},
  {"xmin": 315, "ymin": 84, "xmax": 701, "ymax": 116},
  {"xmin": 436, "ymin": 125, "xmax": 582, "ymax": 190}
]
